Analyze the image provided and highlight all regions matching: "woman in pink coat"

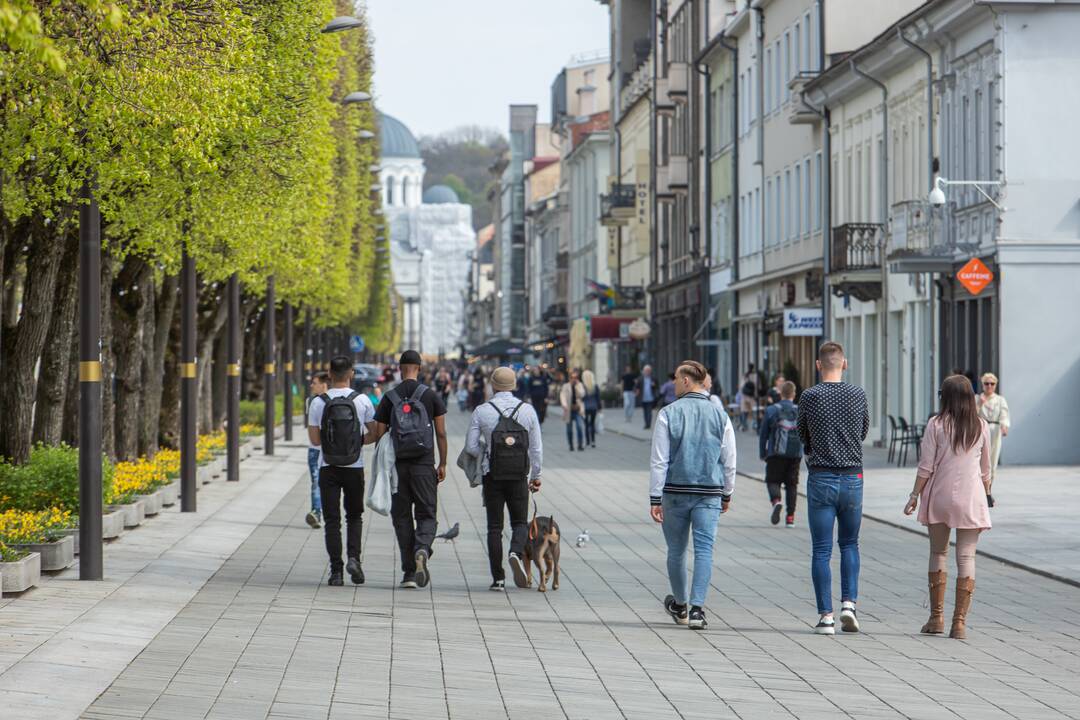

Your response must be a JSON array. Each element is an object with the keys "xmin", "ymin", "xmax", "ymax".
[{"xmin": 904, "ymin": 374, "xmax": 991, "ymax": 639}]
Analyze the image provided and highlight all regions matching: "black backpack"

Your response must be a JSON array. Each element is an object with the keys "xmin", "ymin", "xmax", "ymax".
[
  {"xmin": 387, "ymin": 384, "xmax": 433, "ymax": 460},
  {"xmin": 319, "ymin": 391, "xmax": 364, "ymax": 466},
  {"xmin": 488, "ymin": 401, "xmax": 529, "ymax": 481},
  {"xmin": 769, "ymin": 402, "xmax": 803, "ymax": 459}
]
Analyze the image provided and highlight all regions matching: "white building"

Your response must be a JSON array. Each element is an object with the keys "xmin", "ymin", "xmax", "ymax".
[
  {"xmin": 805, "ymin": 0, "xmax": 1080, "ymax": 463},
  {"xmin": 379, "ymin": 112, "xmax": 474, "ymax": 357}
]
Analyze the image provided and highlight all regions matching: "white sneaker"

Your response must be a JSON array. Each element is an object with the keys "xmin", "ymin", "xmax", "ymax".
[
  {"xmin": 840, "ymin": 602, "xmax": 860, "ymax": 633},
  {"xmin": 814, "ymin": 615, "xmax": 836, "ymax": 635}
]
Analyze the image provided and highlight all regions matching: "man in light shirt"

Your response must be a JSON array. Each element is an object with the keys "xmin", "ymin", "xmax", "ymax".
[
  {"xmin": 650, "ymin": 360, "xmax": 736, "ymax": 630},
  {"xmin": 466, "ymin": 366, "xmax": 543, "ymax": 591}
]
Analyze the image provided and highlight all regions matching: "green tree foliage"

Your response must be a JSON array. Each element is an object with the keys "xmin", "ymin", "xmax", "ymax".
[{"xmin": 419, "ymin": 126, "xmax": 508, "ymax": 229}]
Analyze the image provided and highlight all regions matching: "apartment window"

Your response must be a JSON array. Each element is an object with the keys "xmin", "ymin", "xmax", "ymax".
[
  {"xmin": 962, "ymin": 95, "xmax": 970, "ymax": 202},
  {"xmin": 794, "ymin": 163, "xmax": 802, "ymax": 239},
  {"xmin": 804, "ymin": 157, "xmax": 813, "ymax": 234},
  {"xmin": 749, "ymin": 66, "xmax": 756, "ymax": 124},
  {"xmin": 764, "ymin": 49, "xmax": 772, "ymax": 114},
  {"xmin": 975, "ymin": 88, "xmax": 984, "ymax": 182},
  {"xmin": 809, "ymin": 10, "xmax": 818, "ymax": 71},
  {"xmin": 802, "ymin": 14, "xmax": 811, "ymax": 71},
  {"xmin": 387, "ymin": 176, "xmax": 396, "ymax": 206},
  {"xmin": 765, "ymin": 178, "xmax": 773, "ymax": 247},
  {"xmin": 785, "ymin": 169, "xmax": 793, "ymax": 240},
  {"xmin": 753, "ymin": 188, "xmax": 761, "ymax": 252},
  {"xmin": 987, "ymin": 81, "xmax": 997, "ymax": 179},
  {"xmin": 784, "ymin": 32, "xmax": 792, "ymax": 102},
  {"xmin": 793, "ymin": 23, "xmax": 801, "ymax": 75},
  {"xmin": 774, "ymin": 40, "xmax": 781, "ymax": 110}
]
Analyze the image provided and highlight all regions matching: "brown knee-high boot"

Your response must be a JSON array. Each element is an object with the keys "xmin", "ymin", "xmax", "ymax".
[
  {"xmin": 921, "ymin": 571, "xmax": 947, "ymax": 634},
  {"xmin": 950, "ymin": 577, "xmax": 975, "ymax": 639}
]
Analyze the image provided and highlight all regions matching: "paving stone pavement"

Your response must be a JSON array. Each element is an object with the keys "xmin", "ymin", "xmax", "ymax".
[{"xmin": 68, "ymin": 410, "xmax": 1080, "ymax": 720}]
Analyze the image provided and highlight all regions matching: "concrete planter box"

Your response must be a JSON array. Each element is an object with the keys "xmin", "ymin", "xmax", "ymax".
[
  {"xmin": 1, "ymin": 551, "xmax": 41, "ymax": 593},
  {"xmin": 211, "ymin": 455, "xmax": 225, "ymax": 478},
  {"xmin": 197, "ymin": 465, "xmax": 211, "ymax": 485},
  {"xmin": 240, "ymin": 440, "xmax": 253, "ymax": 459},
  {"xmin": 59, "ymin": 527, "xmax": 79, "ymax": 555},
  {"xmin": 160, "ymin": 481, "xmax": 179, "ymax": 507},
  {"xmin": 13, "ymin": 536, "xmax": 74, "ymax": 572},
  {"xmin": 108, "ymin": 501, "xmax": 145, "ymax": 529},
  {"xmin": 102, "ymin": 507, "xmax": 126, "ymax": 539},
  {"xmin": 138, "ymin": 490, "xmax": 163, "ymax": 516}
]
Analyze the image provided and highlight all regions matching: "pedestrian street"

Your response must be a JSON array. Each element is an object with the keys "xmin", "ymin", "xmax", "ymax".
[{"xmin": 5, "ymin": 410, "xmax": 1076, "ymax": 720}]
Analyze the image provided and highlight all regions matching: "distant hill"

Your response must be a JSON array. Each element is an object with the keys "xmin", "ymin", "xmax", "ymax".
[{"xmin": 419, "ymin": 126, "xmax": 508, "ymax": 230}]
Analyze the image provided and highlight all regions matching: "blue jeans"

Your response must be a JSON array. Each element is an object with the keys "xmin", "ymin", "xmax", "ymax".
[
  {"xmin": 307, "ymin": 448, "xmax": 322, "ymax": 514},
  {"xmin": 807, "ymin": 471, "xmax": 863, "ymax": 614},
  {"xmin": 642, "ymin": 401, "xmax": 656, "ymax": 429},
  {"xmin": 661, "ymin": 494, "xmax": 722, "ymax": 608},
  {"xmin": 566, "ymin": 411, "xmax": 584, "ymax": 449}
]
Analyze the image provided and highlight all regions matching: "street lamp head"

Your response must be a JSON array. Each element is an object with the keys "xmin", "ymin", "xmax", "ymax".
[
  {"xmin": 358, "ymin": 129, "xmax": 375, "ymax": 140},
  {"xmin": 322, "ymin": 16, "xmax": 362, "ymax": 33},
  {"xmin": 342, "ymin": 91, "xmax": 371, "ymax": 105},
  {"xmin": 928, "ymin": 177, "xmax": 947, "ymax": 207}
]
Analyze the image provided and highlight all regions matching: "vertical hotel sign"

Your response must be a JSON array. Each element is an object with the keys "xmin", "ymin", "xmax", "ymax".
[{"xmin": 635, "ymin": 150, "xmax": 650, "ymax": 255}]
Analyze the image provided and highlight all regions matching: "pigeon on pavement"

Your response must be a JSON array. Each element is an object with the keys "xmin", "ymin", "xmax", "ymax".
[
  {"xmin": 576, "ymin": 529, "xmax": 590, "ymax": 548},
  {"xmin": 436, "ymin": 522, "xmax": 460, "ymax": 542}
]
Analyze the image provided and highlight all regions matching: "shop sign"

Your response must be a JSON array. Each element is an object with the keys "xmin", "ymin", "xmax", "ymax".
[
  {"xmin": 783, "ymin": 308, "xmax": 823, "ymax": 337},
  {"xmin": 956, "ymin": 258, "xmax": 993, "ymax": 295}
]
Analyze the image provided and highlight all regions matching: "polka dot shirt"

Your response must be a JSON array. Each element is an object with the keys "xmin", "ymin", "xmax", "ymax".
[{"xmin": 796, "ymin": 382, "xmax": 870, "ymax": 473}]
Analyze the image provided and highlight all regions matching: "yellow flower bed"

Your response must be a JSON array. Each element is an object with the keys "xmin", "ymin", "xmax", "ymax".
[
  {"xmin": 110, "ymin": 457, "xmax": 170, "ymax": 503},
  {"xmin": 239, "ymin": 423, "xmax": 262, "ymax": 437},
  {"xmin": 0, "ymin": 508, "xmax": 74, "ymax": 545},
  {"xmin": 154, "ymin": 449, "xmax": 181, "ymax": 479},
  {"xmin": 196, "ymin": 432, "xmax": 226, "ymax": 463}
]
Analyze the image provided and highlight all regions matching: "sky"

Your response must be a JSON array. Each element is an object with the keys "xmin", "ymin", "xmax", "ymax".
[{"xmin": 363, "ymin": 0, "xmax": 610, "ymax": 139}]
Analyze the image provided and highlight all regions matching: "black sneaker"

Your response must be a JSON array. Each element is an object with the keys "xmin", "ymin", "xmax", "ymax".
[
  {"xmin": 328, "ymin": 570, "xmax": 344, "ymax": 586},
  {"xmin": 414, "ymin": 548, "xmax": 430, "ymax": 588},
  {"xmin": 489, "ymin": 580, "xmax": 505, "ymax": 592},
  {"xmin": 688, "ymin": 606, "xmax": 708, "ymax": 630},
  {"xmin": 814, "ymin": 615, "xmax": 836, "ymax": 635},
  {"xmin": 400, "ymin": 573, "xmax": 418, "ymax": 589},
  {"xmin": 346, "ymin": 557, "xmax": 365, "ymax": 585},
  {"xmin": 664, "ymin": 595, "xmax": 689, "ymax": 626},
  {"xmin": 770, "ymin": 502, "xmax": 782, "ymax": 525},
  {"xmin": 509, "ymin": 553, "xmax": 529, "ymax": 588}
]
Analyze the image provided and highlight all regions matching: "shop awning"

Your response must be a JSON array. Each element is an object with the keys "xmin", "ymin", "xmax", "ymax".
[
  {"xmin": 469, "ymin": 339, "xmax": 526, "ymax": 357},
  {"xmin": 589, "ymin": 316, "xmax": 636, "ymax": 341}
]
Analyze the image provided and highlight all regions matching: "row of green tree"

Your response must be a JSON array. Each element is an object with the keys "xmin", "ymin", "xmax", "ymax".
[{"xmin": 0, "ymin": 0, "xmax": 395, "ymax": 464}]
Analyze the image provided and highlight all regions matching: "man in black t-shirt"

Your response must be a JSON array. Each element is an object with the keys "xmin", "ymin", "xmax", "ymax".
[
  {"xmin": 371, "ymin": 350, "xmax": 448, "ymax": 589},
  {"xmin": 621, "ymin": 365, "xmax": 639, "ymax": 423}
]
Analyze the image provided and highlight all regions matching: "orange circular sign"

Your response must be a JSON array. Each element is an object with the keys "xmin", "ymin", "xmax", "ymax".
[{"xmin": 957, "ymin": 258, "xmax": 994, "ymax": 295}]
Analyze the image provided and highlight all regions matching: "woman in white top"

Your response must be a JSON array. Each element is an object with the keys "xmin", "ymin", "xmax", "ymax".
[{"xmin": 976, "ymin": 372, "xmax": 1010, "ymax": 502}]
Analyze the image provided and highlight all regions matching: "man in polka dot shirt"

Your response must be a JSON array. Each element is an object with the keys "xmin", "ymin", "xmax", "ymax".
[{"xmin": 797, "ymin": 341, "xmax": 869, "ymax": 636}]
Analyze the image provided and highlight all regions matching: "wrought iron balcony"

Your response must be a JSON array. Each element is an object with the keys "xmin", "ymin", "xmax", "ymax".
[{"xmin": 830, "ymin": 223, "xmax": 885, "ymax": 273}]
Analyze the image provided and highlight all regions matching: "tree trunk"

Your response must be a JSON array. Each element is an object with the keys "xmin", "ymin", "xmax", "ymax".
[
  {"xmin": 141, "ymin": 273, "xmax": 178, "ymax": 455},
  {"xmin": 61, "ymin": 340, "xmax": 79, "ymax": 445},
  {"xmin": 196, "ymin": 297, "xmax": 227, "ymax": 434},
  {"xmin": 0, "ymin": 219, "xmax": 66, "ymax": 463},
  {"xmin": 32, "ymin": 229, "xmax": 79, "ymax": 446},
  {"xmin": 100, "ymin": 251, "xmax": 115, "ymax": 459},
  {"xmin": 112, "ymin": 257, "xmax": 153, "ymax": 461},
  {"xmin": 159, "ymin": 305, "xmax": 181, "ymax": 448}
]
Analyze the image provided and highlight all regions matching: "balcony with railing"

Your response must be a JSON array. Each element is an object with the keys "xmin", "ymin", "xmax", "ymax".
[
  {"xmin": 600, "ymin": 184, "xmax": 636, "ymax": 226},
  {"xmin": 830, "ymin": 223, "xmax": 885, "ymax": 302},
  {"xmin": 888, "ymin": 200, "xmax": 955, "ymax": 273}
]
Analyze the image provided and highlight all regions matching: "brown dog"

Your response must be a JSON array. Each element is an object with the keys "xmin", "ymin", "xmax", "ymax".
[{"xmin": 524, "ymin": 514, "xmax": 560, "ymax": 592}]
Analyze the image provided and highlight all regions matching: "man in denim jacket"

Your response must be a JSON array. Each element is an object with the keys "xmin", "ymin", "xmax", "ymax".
[{"xmin": 650, "ymin": 360, "xmax": 736, "ymax": 630}]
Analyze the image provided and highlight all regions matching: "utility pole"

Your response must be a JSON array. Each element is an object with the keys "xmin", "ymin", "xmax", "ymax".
[
  {"xmin": 226, "ymin": 273, "xmax": 240, "ymax": 482},
  {"xmin": 78, "ymin": 177, "xmax": 103, "ymax": 581},
  {"xmin": 264, "ymin": 276, "xmax": 276, "ymax": 455},
  {"xmin": 283, "ymin": 303, "xmax": 294, "ymax": 441},
  {"xmin": 180, "ymin": 247, "xmax": 197, "ymax": 511}
]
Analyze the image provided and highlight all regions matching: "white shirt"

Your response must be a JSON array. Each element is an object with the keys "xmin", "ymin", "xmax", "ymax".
[
  {"xmin": 308, "ymin": 388, "xmax": 375, "ymax": 469},
  {"xmin": 465, "ymin": 392, "xmax": 543, "ymax": 480},
  {"xmin": 649, "ymin": 399, "xmax": 737, "ymax": 500}
]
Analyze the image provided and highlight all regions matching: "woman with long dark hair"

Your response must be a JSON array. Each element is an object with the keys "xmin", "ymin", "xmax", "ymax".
[{"xmin": 904, "ymin": 375, "xmax": 992, "ymax": 639}]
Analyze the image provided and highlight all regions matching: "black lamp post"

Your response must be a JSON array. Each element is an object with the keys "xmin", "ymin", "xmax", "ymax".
[
  {"xmin": 264, "ymin": 276, "xmax": 276, "ymax": 456},
  {"xmin": 226, "ymin": 273, "xmax": 240, "ymax": 481},
  {"xmin": 180, "ymin": 248, "xmax": 197, "ymax": 511},
  {"xmin": 78, "ymin": 177, "xmax": 103, "ymax": 580}
]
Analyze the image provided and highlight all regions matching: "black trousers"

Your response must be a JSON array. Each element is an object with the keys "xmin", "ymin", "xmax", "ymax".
[
  {"xmin": 391, "ymin": 463, "xmax": 439, "ymax": 573},
  {"xmin": 319, "ymin": 466, "xmax": 364, "ymax": 570},
  {"xmin": 482, "ymin": 474, "xmax": 530, "ymax": 582},
  {"xmin": 765, "ymin": 456, "xmax": 800, "ymax": 516},
  {"xmin": 531, "ymin": 398, "xmax": 547, "ymax": 424},
  {"xmin": 584, "ymin": 409, "xmax": 598, "ymax": 445},
  {"xmin": 642, "ymin": 401, "xmax": 656, "ymax": 429}
]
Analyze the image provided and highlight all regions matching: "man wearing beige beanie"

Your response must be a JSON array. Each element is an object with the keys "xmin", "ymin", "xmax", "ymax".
[{"xmin": 466, "ymin": 366, "xmax": 544, "ymax": 590}]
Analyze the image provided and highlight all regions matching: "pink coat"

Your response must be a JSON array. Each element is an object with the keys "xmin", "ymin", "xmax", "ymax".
[{"xmin": 916, "ymin": 416, "xmax": 992, "ymax": 530}]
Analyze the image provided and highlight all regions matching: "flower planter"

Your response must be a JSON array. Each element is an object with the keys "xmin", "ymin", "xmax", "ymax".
[
  {"xmin": 59, "ymin": 527, "xmax": 79, "ymax": 555},
  {"xmin": 1, "ymin": 552, "xmax": 41, "ymax": 593},
  {"xmin": 138, "ymin": 490, "xmax": 163, "ymax": 516},
  {"xmin": 108, "ymin": 501, "xmax": 145, "ymax": 529},
  {"xmin": 160, "ymin": 481, "xmax": 179, "ymax": 507},
  {"xmin": 102, "ymin": 507, "xmax": 125, "ymax": 539},
  {"xmin": 13, "ymin": 536, "xmax": 74, "ymax": 572},
  {"xmin": 211, "ymin": 456, "xmax": 225, "ymax": 478},
  {"xmin": 197, "ymin": 465, "xmax": 212, "ymax": 485}
]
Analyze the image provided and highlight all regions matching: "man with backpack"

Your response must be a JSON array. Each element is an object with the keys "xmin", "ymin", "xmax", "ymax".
[
  {"xmin": 371, "ymin": 350, "xmax": 448, "ymax": 589},
  {"xmin": 759, "ymin": 380, "xmax": 802, "ymax": 527},
  {"xmin": 308, "ymin": 357, "xmax": 377, "ymax": 586},
  {"xmin": 465, "ymin": 366, "xmax": 543, "ymax": 591}
]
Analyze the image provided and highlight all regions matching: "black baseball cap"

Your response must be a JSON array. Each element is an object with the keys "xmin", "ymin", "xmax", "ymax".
[{"xmin": 399, "ymin": 350, "xmax": 422, "ymax": 366}]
